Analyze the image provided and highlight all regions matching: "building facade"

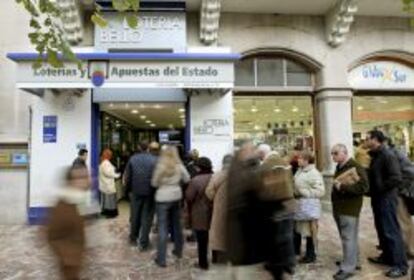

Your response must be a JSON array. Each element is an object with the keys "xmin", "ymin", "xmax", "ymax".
[{"xmin": 1, "ymin": 0, "xmax": 414, "ymax": 224}]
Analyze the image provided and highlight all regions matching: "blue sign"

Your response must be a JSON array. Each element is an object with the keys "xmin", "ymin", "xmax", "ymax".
[
  {"xmin": 43, "ymin": 115, "xmax": 57, "ymax": 143},
  {"xmin": 12, "ymin": 153, "xmax": 28, "ymax": 165}
]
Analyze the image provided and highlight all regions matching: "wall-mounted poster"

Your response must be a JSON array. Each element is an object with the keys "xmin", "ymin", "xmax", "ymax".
[{"xmin": 43, "ymin": 115, "xmax": 57, "ymax": 143}]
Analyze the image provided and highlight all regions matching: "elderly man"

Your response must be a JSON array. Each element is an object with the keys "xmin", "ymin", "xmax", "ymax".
[{"xmin": 331, "ymin": 144, "xmax": 369, "ymax": 280}]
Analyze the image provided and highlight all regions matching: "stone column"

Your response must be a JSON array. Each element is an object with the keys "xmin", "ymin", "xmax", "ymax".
[{"xmin": 315, "ymin": 89, "xmax": 353, "ymax": 207}]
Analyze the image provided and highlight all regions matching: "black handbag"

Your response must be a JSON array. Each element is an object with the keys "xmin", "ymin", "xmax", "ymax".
[{"xmin": 400, "ymin": 179, "xmax": 414, "ymax": 215}]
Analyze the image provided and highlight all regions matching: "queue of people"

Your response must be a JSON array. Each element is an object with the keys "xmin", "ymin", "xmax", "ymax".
[{"xmin": 45, "ymin": 131, "xmax": 414, "ymax": 279}]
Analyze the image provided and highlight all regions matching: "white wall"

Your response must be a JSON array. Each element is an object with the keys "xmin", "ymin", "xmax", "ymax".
[
  {"xmin": 30, "ymin": 91, "xmax": 91, "ymax": 207},
  {"xmin": 0, "ymin": 169, "xmax": 27, "ymax": 224},
  {"xmin": 190, "ymin": 92, "xmax": 234, "ymax": 172}
]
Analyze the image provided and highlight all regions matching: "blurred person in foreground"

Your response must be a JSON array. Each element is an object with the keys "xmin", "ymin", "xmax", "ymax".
[
  {"xmin": 259, "ymin": 151, "xmax": 296, "ymax": 279},
  {"xmin": 99, "ymin": 148, "xmax": 121, "ymax": 218},
  {"xmin": 331, "ymin": 144, "xmax": 369, "ymax": 280},
  {"xmin": 151, "ymin": 145, "xmax": 190, "ymax": 267},
  {"xmin": 365, "ymin": 130, "xmax": 408, "ymax": 278},
  {"xmin": 186, "ymin": 157, "xmax": 214, "ymax": 270},
  {"xmin": 293, "ymin": 151, "xmax": 325, "ymax": 264},
  {"xmin": 46, "ymin": 166, "xmax": 89, "ymax": 280},
  {"xmin": 226, "ymin": 142, "xmax": 268, "ymax": 278},
  {"xmin": 205, "ymin": 154, "xmax": 233, "ymax": 264}
]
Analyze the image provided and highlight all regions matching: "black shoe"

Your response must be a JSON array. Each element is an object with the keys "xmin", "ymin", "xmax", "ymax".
[
  {"xmin": 154, "ymin": 259, "xmax": 166, "ymax": 268},
  {"xmin": 299, "ymin": 255, "xmax": 316, "ymax": 264},
  {"xmin": 385, "ymin": 268, "xmax": 407, "ymax": 278},
  {"xmin": 334, "ymin": 271, "xmax": 354, "ymax": 280},
  {"xmin": 172, "ymin": 249, "xmax": 182, "ymax": 259},
  {"xmin": 129, "ymin": 239, "xmax": 137, "ymax": 246},
  {"xmin": 367, "ymin": 256, "xmax": 390, "ymax": 266},
  {"xmin": 335, "ymin": 261, "xmax": 361, "ymax": 270},
  {"xmin": 193, "ymin": 263, "xmax": 209, "ymax": 270}
]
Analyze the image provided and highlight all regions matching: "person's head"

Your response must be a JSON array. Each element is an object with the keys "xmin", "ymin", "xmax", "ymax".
[
  {"xmin": 366, "ymin": 130, "xmax": 386, "ymax": 150},
  {"xmin": 189, "ymin": 149, "xmax": 199, "ymax": 160},
  {"xmin": 331, "ymin": 144, "xmax": 349, "ymax": 164},
  {"xmin": 237, "ymin": 141, "xmax": 257, "ymax": 161},
  {"xmin": 139, "ymin": 141, "xmax": 149, "ymax": 152},
  {"xmin": 298, "ymin": 151, "xmax": 315, "ymax": 167},
  {"xmin": 65, "ymin": 166, "xmax": 89, "ymax": 191},
  {"xmin": 78, "ymin": 148, "xmax": 88, "ymax": 162},
  {"xmin": 158, "ymin": 145, "xmax": 182, "ymax": 176},
  {"xmin": 222, "ymin": 154, "xmax": 233, "ymax": 170},
  {"xmin": 196, "ymin": 157, "xmax": 213, "ymax": 174},
  {"xmin": 101, "ymin": 148, "xmax": 113, "ymax": 162},
  {"xmin": 149, "ymin": 141, "xmax": 160, "ymax": 155},
  {"xmin": 257, "ymin": 143, "xmax": 272, "ymax": 161}
]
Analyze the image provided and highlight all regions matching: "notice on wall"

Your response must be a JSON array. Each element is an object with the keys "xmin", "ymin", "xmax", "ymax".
[{"xmin": 43, "ymin": 115, "xmax": 57, "ymax": 143}]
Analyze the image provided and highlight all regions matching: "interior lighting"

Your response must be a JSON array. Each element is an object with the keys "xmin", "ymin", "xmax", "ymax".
[
  {"xmin": 145, "ymin": 120, "xmax": 151, "ymax": 124},
  {"xmin": 131, "ymin": 110, "xmax": 138, "ymax": 114},
  {"xmin": 140, "ymin": 115, "xmax": 146, "ymax": 119},
  {"xmin": 179, "ymin": 108, "xmax": 185, "ymax": 113},
  {"xmin": 357, "ymin": 106, "xmax": 364, "ymax": 111}
]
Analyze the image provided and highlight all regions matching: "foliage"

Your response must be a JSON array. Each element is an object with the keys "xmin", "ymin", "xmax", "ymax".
[
  {"xmin": 402, "ymin": 0, "xmax": 414, "ymax": 26},
  {"xmin": 15, "ymin": 0, "xmax": 140, "ymax": 69}
]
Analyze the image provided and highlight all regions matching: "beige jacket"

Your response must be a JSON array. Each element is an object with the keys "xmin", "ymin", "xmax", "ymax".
[
  {"xmin": 205, "ymin": 170, "xmax": 228, "ymax": 251},
  {"xmin": 99, "ymin": 160, "xmax": 120, "ymax": 194}
]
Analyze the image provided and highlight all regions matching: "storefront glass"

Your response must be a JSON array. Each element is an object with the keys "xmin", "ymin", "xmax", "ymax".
[
  {"xmin": 353, "ymin": 95, "xmax": 414, "ymax": 159},
  {"xmin": 233, "ymin": 96, "xmax": 314, "ymax": 156}
]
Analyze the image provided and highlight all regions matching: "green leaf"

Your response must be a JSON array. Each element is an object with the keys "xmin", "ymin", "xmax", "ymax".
[
  {"xmin": 32, "ymin": 60, "xmax": 43, "ymax": 70},
  {"xmin": 44, "ymin": 17, "xmax": 52, "ymax": 27},
  {"xmin": 47, "ymin": 48, "xmax": 63, "ymax": 68},
  {"xmin": 411, "ymin": 17, "xmax": 414, "ymax": 27},
  {"xmin": 91, "ymin": 13, "xmax": 108, "ymax": 28},
  {"xmin": 30, "ymin": 18, "xmax": 41, "ymax": 29},
  {"xmin": 128, "ymin": 0, "xmax": 140, "ymax": 11},
  {"xmin": 112, "ymin": 0, "xmax": 130, "ymax": 11},
  {"xmin": 125, "ymin": 13, "xmax": 138, "ymax": 28}
]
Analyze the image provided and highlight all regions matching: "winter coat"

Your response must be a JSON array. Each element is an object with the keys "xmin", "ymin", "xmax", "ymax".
[
  {"xmin": 226, "ymin": 157, "xmax": 269, "ymax": 265},
  {"xmin": 205, "ymin": 170, "xmax": 228, "ymax": 251},
  {"xmin": 354, "ymin": 145, "xmax": 371, "ymax": 169},
  {"xmin": 368, "ymin": 145, "xmax": 402, "ymax": 197},
  {"xmin": 47, "ymin": 199, "xmax": 85, "ymax": 278},
  {"xmin": 389, "ymin": 146, "xmax": 414, "ymax": 196},
  {"xmin": 332, "ymin": 158, "xmax": 369, "ymax": 217},
  {"xmin": 99, "ymin": 160, "xmax": 120, "ymax": 194},
  {"xmin": 294, "ymin": 164, "xmax": 325, "ymax": 221},
  {"xmin": 186, "ymin": 173, "xmax": 213, "ymax": 231},
  {"xmin": 124, "ymin": 152, "xmax": 158, "ymax": 196},
  {"xmin": 151, "ymin": 163, "xmax": 190, "ymax": 202}
]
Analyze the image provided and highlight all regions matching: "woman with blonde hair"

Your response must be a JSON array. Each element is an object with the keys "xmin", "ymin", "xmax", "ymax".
[
  {"xmin": 99, "ymin": 148, "xmax": 120, "ymax": 218},
  {"xmin": 152, "ymin": 145, "xmax": 190, "ymax": 267},
  {"xmin": 293, "ymin": 151, "xmax": 325, "ymax": 263}
]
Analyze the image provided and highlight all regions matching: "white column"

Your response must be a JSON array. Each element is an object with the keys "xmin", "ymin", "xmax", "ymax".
[
  {"xmin": 315, "ymin": 90, "xmax": 353, "ymax": 175},
  {"xmin": 189, "ymin": 91, "xmax": 234, "ymax": 171}
]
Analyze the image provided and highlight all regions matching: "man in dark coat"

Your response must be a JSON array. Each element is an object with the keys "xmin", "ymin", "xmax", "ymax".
[
  {"xmin": 124, "ymin": 141, "xmax": 158, "ymax": 250},
  {"xmin": 366, "ymin": 130, "xmax": 408, "ymax": 278},
  {"xmin": 331, "ymin": 144, "xmax": 369, "ymax": 280},
  {"xmin": 72, "ymin": 149, "xmax": 88, "ymax": 169}
]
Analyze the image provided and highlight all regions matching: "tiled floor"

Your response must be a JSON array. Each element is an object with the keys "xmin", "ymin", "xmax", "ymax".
[{"xmin": 0, "ymin": 201, "xmax": 412, "ymax": 280}]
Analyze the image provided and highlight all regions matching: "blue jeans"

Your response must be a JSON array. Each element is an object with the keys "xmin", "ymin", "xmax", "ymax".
[
  {"xmin": 129, "ymin": 194, "xmax": 155, "ymax": 249},
  {"xmin": 371, "ymin": 191, "xmax": 408, "ymax": 271},
  {"xmin": 156, "ymin": 201, "xmax": 183, "ymax": 266}
]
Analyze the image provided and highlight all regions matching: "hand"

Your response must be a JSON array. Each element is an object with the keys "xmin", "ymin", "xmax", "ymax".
[{"xmin": 334, "ymin": 180, "xmax": 341, "ymax": 190}]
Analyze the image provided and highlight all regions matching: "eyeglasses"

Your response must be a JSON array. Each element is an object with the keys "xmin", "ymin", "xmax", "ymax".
[{"xmin": 331, "ymin": 151, "xmax": 339, "ymax": 156}]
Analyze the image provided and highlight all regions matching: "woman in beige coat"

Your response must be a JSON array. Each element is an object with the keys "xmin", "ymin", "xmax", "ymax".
[{"xmin": 205, "ymin": 154, "xmax": 233, "ymax": 264}]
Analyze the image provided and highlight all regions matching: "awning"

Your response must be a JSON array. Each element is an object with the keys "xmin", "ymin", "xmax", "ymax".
[{"xmin": 7, "ymin": 52, "xmax": 240, "ymax": 95}]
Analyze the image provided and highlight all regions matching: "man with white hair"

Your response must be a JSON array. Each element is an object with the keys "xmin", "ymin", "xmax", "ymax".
[
  {"xmin": 257, "ymin": 143, "xmax": 272, "ymax": 162},
  {"xmin": 331, "ymin": 143, "xmax": 369, "ymax": 280}
]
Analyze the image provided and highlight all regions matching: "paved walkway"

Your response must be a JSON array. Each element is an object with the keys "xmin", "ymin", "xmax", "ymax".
[{"xmin": 0, "ymin": 201, "xmax": 412, "ymax": 279}]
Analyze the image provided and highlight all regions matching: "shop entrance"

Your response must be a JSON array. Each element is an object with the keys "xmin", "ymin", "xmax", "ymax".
[{"xmin": 98, "ymin": 102, "xmax": 187, "ymax": 175}]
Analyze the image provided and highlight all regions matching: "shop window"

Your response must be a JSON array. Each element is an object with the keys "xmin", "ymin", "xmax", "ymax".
[
  {"xmin": 353, "ymin": 96, "xmax": 414, "ymax": 159},
  {"xmin": 286, "ymin": 60, "xmax": 312, "ymax": 86},
  {"xmin": 235, "ymin": 59, "xmax": 255, "ymax": 86},
  {"xmin": 235, "ymin": 56, "xmax": 312, "ymax": 88},
  {"xmin": 257, "ymin": 58, "xmax": 284, "ymax": 86}
]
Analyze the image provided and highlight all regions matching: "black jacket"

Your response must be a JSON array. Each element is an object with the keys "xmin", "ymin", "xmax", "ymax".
[
  {"xmin": 125, "ymin": 152, "xmax": 158, "ymax": 196},
  {"xmin": 368, "ymin": 145, "xmax": 402, "ymax": 197}
]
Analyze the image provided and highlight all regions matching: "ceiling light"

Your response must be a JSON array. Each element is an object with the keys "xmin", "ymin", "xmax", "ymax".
[
  {"xmin": 154, "ymin": 104, "xmax": 162, "ymax": 109},
  {"xmin": 179, "ymin": 108, "xmax": 185, "ymax": 113},
  {"xmin": 292, "ymin": 106, "xmax": 299, "ymax": 113},
  {"xmin": 254, "ymin": 125, "xmax": 260, "ymax": 130},
  {"xmin": 109, "ymin": 103, "xmax": 114, "ymax": 108},
  {"xmin": 140, "ymin": 115, "xmax": 146, "ymax": 119},
  {"xmin": 251, "ymin": 107, "xmax": 258, "ymax": 113},
  {"xmin": 145, "ymin": 120, "xmax": 151, "ymax": 124},
  {"xmin": 357, "ymin": 106, "xmax": 364, "ymax": 111},
  {"xmin": 150, "ymin": 123, "xmax": 156, "ymax": 127},
  {"xmin": 179, "ymin": 115, "xmax": 185, "ymax": 119},
  {"xmin": 379, "ymin": 100, "xmax": 388, "ymax": 104},
  {"xmin": 131, "ymin": 110, "xmax": 138, "ymax": 114},
  {"xmin": 125, "ymin": 103, "xmax": 129, "ymax": 108},
  {"xmin": 274, "ymin": 108, "xmax": 281, "ymax": 113}
]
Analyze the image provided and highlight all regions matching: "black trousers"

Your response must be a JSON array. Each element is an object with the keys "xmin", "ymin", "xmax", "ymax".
[
  {"xmin": 195, "ymin": 230, "xmax": 209, "ymax": 269},
  {"xmin": 294, "ymin": 232, "xmax": 316, "ymax": 259},
  {"xmin": 371, "ymin": 192, "xmax": 408, "ymax": 270}
]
